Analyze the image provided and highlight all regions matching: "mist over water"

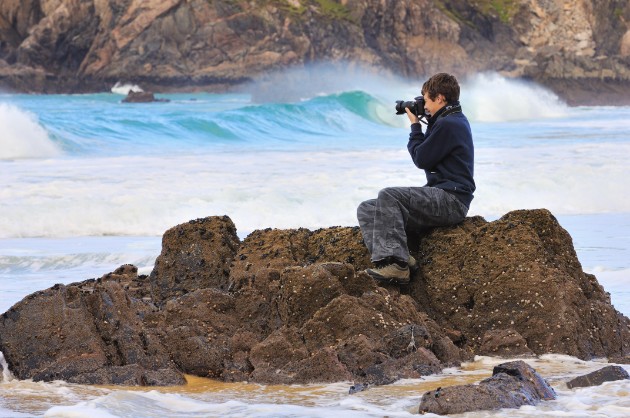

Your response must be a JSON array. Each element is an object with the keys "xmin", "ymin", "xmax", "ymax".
[{"xmin": 462, "ymin": 73, "xmax": 569, "ymax": 121}]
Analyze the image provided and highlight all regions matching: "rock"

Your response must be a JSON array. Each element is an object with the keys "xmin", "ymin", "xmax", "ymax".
[
  {"xmin": 0, "ymin": 209, "xmax": 629, "ymax": 386},
  {"xmin": 121, "ymin": 90, "xmax": 170, "ymax": 103},
  {"xmin": 566, "ymin": 365, "xmax": 630, "ymax": 389},
  {"xmin": 408, "ymin": 209, "xmax": 630, "ymax": 360},
  {"xmin": 1, "ymin": 1, "xmax": 629, "ymax": 103},
  {"xmin": 609, "ymin": 356, "xmax": 630, "ymax": 364},
  {"xmin": 349, "ymin": 383, "xmax": 369, "ymax": 394},
  {"xmin": 418, "ymin": 360, "xmax": 556, "ymax": 415},
  {"xmin": 149, "ymin": 216, "xmax": 239, "ymax": 303},
  {"xmin": 0, "ymin": 267, "xmax": 184, "ymax": 385}
]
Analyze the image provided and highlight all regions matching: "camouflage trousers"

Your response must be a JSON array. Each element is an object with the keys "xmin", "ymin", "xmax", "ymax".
[{"xmin": 357, "ymin": 187, "xmax": 468, "ymax": 263}]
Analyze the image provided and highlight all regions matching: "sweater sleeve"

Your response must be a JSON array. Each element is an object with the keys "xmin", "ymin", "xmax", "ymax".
[
  {"xmin": 407, "ymin": 120, "xmax": 455, "ymax": 170},
  {"xmin": 408, "ymin": 122, "xmax": 424, "ymax": 141}
]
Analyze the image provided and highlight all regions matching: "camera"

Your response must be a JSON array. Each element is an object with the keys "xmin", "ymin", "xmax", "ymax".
[{"xmin": 395, "ymin": 96, "xmax": 426, "ymax": 117}]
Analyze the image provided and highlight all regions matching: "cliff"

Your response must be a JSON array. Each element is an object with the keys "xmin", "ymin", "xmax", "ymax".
[
  {"xmin": 0, "ymin": 209, "xmax": 628, "ymax": 386},
  {"xmin": 0, "ymin": 0, "xmax": 629, "ymax": 104}
]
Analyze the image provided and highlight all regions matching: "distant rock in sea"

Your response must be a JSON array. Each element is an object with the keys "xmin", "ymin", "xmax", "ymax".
[
  {"xmin": 122, "ymin": 91, "xmax": 170, "ymax": 103},
  {"xmin": 0, "ymin": 209, "xmax": 628, "ymax": 387}
]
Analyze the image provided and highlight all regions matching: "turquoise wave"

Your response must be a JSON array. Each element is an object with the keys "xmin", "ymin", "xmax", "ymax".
[{"xmin": 3, "ymin": 90, "xmax": 399, "ymax": 156}]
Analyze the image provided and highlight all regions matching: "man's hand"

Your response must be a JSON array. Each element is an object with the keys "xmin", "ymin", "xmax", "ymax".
[{"xmin": 405, "ymin": 107, "xmax": 419, "ymax": 124}]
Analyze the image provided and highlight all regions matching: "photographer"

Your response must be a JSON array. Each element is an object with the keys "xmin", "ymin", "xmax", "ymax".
[{"xmin": 357, "ymin": 73, "xmax": 475, "ymax": 285}]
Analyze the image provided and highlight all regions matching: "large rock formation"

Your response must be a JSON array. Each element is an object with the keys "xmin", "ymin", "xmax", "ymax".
[
  {"xmin": 0, "ymin": 0, "xmax": 629, "ymax": 104},
  {"xmin": 0, "ymin": 209, "xmax": 628, "ymax": 386}
]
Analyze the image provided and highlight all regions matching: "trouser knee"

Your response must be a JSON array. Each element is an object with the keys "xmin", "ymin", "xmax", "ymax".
[
  {"xmin": 377, "ymin": 187, "xmax": 398, "ymax": 202},
  {"xmin": 357, "ymin": 199, "xmax": 374, "ymax": 222}
]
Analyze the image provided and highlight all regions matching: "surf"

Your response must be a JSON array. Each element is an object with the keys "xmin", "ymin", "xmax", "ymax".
[{"xmin": 0, "ymin": 103, "xmax": 61, "ymax": 159}]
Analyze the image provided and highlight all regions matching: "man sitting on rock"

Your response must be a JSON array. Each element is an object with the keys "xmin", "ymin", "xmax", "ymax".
[{"xmin": 357, "ymin": 73, "xmax": 475, "ymax": 285}]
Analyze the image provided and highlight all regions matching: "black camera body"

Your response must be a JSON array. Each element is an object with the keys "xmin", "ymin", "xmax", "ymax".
[{"xmin": 395, "ymin": 96, "xmax": 426, "ymax": 117}]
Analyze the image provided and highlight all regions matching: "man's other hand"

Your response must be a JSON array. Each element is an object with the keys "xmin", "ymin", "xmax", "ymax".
[{"xmin": 405, "ymin": 107, "xmax": 419, "ymax": 124}]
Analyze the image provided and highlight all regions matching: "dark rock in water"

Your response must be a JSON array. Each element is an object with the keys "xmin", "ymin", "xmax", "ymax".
[
  {"xmin": 418, "ymin": 360, "xmax": 556, "ymax": 415},
  {"xmin": 121, "ymin": 91, "xmax": 170, "ymax": 103},
  {"xmin": 0, "ymin": 209, "xmax": 629, "ymax": 386},
  {"xmin": 566, "ymin": 365, "xmax": 630, "ymax": 389},
  {"xmin": 349, "ymin": 383, "xmax": 369, "ymax": 394}
]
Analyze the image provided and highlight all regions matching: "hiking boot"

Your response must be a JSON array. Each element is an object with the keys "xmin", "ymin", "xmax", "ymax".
[
  {"xmin": 408, "ymin": 255, "xmax": 419, "ymax": 273},
  {"xmin": 366, "ymin": 263, "xmax": 410, "ymax": 285}
]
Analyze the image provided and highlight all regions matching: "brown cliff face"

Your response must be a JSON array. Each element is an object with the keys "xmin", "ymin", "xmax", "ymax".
[
  {"xmin": 0, "ymin": 210, "xmax": 628, "ymax": 386},
  {"xmin": 0, "ymin": 0, "xmax": 628, "ymax": 103}
]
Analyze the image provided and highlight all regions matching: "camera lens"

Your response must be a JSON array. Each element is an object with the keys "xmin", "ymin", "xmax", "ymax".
[{"xmin": 395, "ymin": 100, "xmax": 418, "ymax": 116}]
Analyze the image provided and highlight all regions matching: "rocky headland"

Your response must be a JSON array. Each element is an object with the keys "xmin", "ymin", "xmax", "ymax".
[
  {"xmin": 1, "ymin": 0, "xmax": 629, "ymax": 104},
  {"xmin": 0, "ymin": 209, "xmax": 628, "ymax": 390}
]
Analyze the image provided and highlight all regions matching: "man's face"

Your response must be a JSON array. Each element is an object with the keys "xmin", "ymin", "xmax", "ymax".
[{"xmin": 423, "ymin": 93, "xmax": 446, "ymax": 117}]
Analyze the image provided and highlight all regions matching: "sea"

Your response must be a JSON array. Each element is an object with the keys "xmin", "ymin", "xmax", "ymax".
[{"xmin": 0, "ymin": 68, "xmax": 629, "ymax": 417}]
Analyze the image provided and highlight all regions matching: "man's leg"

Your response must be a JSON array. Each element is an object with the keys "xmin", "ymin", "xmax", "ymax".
[
  {"xmin": 369, "ymin": 187, "xmax": 413, "ymax": 264},
  {"xmin": 357, "ymin": 187, "xmax": 415, "ymax": 284},
  {"xmin": 357, "ymin": 198, "xmax": 377, "ymax": 256},
  {"xmin": 358, "ymin": 186, "xmax": 468, "ymax": 283},
  {"xmin": 406, "ymin": 187, "xmax": 468, "ymax": 230}
]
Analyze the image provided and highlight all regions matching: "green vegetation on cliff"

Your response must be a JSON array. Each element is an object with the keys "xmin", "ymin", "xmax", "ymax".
[
  {"xmin": 266, "ymin": 0, "xmax": 353, "ymax": 21},
  {"xmin": 474, "ymin": 0, "xmax": 518, "ymax": 23}
]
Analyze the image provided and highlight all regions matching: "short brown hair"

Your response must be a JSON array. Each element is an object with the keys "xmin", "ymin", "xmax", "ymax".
[{"xmin": 422, "ymin": 73, "xmax": 460, "ymax": 103}]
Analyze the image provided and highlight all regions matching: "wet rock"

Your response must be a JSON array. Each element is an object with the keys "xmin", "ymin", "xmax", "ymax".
[
  {"xmin": 418, "ymin": 360, "xmax": 556, "ymax": 415},
  {"xmin": 566, "ymin": 365, "xmax": 630, "ymax": 389},
  {"xmin": 349, "ymin": 383, "xmax": 369, "ymax": 394},
  {"xmin": 609, "ymin": 356, "xmax": 630, "ymax": 364},
  {"xmin": 121, "ymin": 91, "xmax": 170, "ymax": 103}
]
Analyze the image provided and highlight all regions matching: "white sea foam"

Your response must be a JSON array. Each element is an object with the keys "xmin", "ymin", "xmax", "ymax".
[
  {"xmin": 110, "ymin": 81, "xmax": 144, "ymax": 95},
  {"xmin": 0, "ymin": 351, "xmax": 14, "ymax": 383},
  {"xmin": 0, "ymin": 103, "xmax": 61, "ymax": 159},
  {"xmin": 0, "ymin": 140, "xmax": 628, "ymax": 239},
  {"xmin": 25, "ymin": 356, "xmax": 630, "ymax": 417},
  {"xmin": 462, "ymin": 72, "xmax": 570, "ymax": 121}
]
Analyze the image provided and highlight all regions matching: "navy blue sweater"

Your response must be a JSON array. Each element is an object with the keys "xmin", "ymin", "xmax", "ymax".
[{"xmin": 407, "ymin": 103, "xmax": 475, "ymax": 208}]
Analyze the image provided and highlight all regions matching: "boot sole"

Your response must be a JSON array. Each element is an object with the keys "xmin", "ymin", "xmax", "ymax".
[{"xmin": 366, "ymin": 269, "xmax": 410, "ymax": 285}]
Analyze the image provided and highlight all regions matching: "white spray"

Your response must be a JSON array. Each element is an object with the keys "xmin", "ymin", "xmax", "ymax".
[
  {"xmin": 0, "ymin": 103, "xmax": 61, "ymax": 159},
  {"xmin": 0, "ymin": 351, "xmax": 14, "ymax": 383}
]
